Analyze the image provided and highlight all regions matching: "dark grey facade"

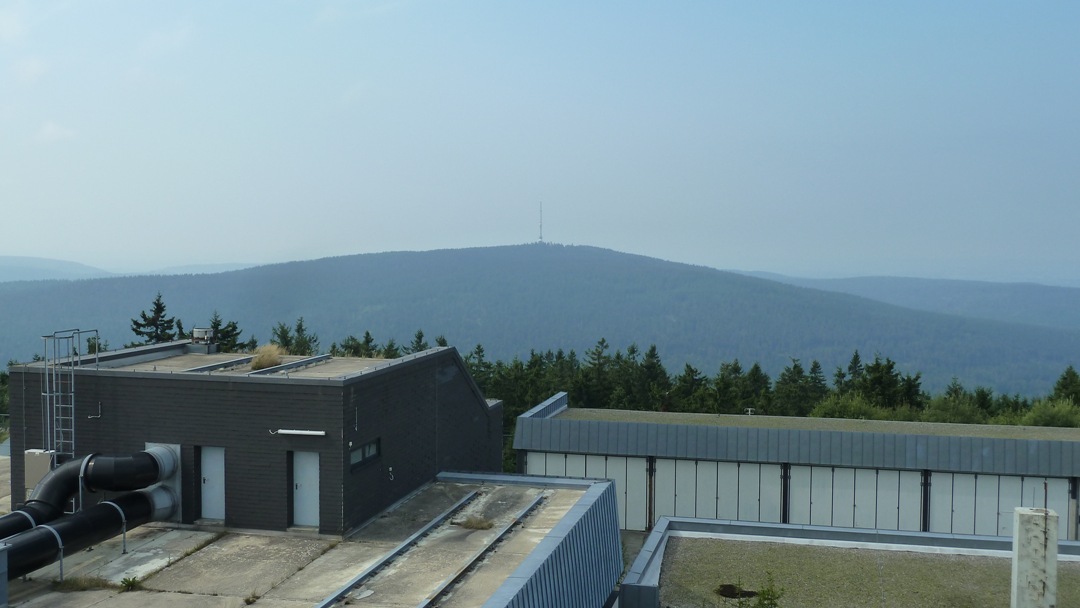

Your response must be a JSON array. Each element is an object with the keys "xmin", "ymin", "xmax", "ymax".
[{"xmin": 9, "ymin": 344, "xmax": 502, "ymax": 535}]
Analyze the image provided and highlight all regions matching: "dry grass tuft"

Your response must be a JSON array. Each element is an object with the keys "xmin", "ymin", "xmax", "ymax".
[
  {"xmin": 251, "ymin": 344, "xmax": 285, "ymax": 370},
  {"xmin": 458, "ymin": 515, "xmax": 495, "ymax": 530},
  {"xmin": 52, "ymin": 576, "xmax": 116, "ymax": 592}
]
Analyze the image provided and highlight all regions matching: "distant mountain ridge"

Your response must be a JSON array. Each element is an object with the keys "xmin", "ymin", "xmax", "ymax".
[
  {"xmin": 740, "ymin": 272, "xmax": 1080, "ymax": 331},
  {"xmin": 1, "ymin": 244, "xmax": 1076, "ymax": 396},
  {"xmin": 0, "ymin": 256, "xmax": 115, "ymax": 282},
  {"xmin": 0, "ymin": 256, "xmax": 256, "ymax": 282}
]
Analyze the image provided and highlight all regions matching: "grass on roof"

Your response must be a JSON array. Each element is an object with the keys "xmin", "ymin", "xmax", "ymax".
[
  {"xmin": 659, "ymin": 536, "xmax": 1079, "ymax": 608},
  {"xmin": 557, "ymin": 407, "xmax": 1080, "ymax": 442}
]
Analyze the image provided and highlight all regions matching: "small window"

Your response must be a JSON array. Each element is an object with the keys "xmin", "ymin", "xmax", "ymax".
[{"xmin": 351, "ymin": 438, "xmax": 380, "ymax": 469}]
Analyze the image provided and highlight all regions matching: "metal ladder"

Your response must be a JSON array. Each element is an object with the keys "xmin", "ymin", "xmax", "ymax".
[{"xmin": 40, "ymin": 329, "xmax": 99, "ymax": 469}]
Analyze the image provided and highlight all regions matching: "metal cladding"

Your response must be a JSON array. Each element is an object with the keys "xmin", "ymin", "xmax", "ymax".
[
  {"xmin": 483, "ymin": 481, "xmax": 623, "ymax": 608},
  {"xmin": 514, "ymin": 403, "xmax": 1080, "ymax": 479}
]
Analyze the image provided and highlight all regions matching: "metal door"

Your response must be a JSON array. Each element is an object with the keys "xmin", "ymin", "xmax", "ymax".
[
  {"xmin": 293, "ymin": 451, "xmax": 320, "ymax": 527},
  {"xmin": 201, "ymin": 446, "xmax": 225, "ymax": 520}
]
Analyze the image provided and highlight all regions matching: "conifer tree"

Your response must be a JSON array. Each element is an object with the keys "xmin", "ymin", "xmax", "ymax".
[
  {"xmin": 1053, "ymin": 365, "xmax": 1080, "ymax": 404},
  {"xmin": 130, "ymin": 292, "xmax": 178, "ymax": 345},
  {"xmin": 407, "ymin": 329, "xmax": 429, "ymax": 354}
]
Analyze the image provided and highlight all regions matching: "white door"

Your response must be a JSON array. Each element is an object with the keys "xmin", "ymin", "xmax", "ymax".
[
  {"xmin": 201, "ymin": 446, "xmax": 225, "ymax": 520},
  {"xmin": 293, "ymin": 451, "xmax": 320, "ymax": 527}
]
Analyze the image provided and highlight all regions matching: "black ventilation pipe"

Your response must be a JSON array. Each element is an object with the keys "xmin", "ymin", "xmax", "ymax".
[
  {"xmin": 5, "ymin": 486, "xmax": 176, "ymax": 579},
  {"xmin": 0, "ymin": 446, "xmax": 177, "ymax": 542}
]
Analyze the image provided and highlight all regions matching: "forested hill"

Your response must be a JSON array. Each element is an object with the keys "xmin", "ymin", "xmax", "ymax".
[
  {"xmin": 743, "ymin": 273, "xmax": 1080, "ymax": 331},
  {"xmin": 0, "ymin": 256, "xmax": 114, "ymax": 282},
  {"xmin": 0, "ymin": 243, "xmax": 1076, "ymax": 395}
]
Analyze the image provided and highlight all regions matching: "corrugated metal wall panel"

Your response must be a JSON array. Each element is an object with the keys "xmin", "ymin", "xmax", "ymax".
[
  {"xmin": 654, "ymin": 459, "xmax": 676, "ymax": 521},
  {"xmin": 789, "ymin": 465, "xmax": 812, "ymax": 525},
  {"xmin": 696, "ymin": 461, "xmax": 718, "ymax": 519},
  {"xmin": 515, "ymin": 413, "xmax": 1080, "ymax": 477},
  {"xmin": 998, "ymin": 475, "xmax": 1023, "ymax": 536},
  {"xmin": 724, "ymin": 428, "xmax": 739, "ymax": 461},
  {"xmin": 1047, "ymin": 477, "xmax": 1070, "ymax": 540},
  {"xmin": 626, "ymin": 458, "xmax": 649, "ymax": 531},
  {"xmin": 760, "ymin": 464, "xmax": 783, "ymax": 523},
  {"xmin": 952, "ymin": 474, "xmax": 977, "ymax": 534},
  {"xmin": 811, "ymin": 467, "xmax": 835, "ymax": 526},
  {"xmin": 585, "ymin": 455, "xmax": 606, "ymax": 479},
  {"xmin": 877, "ymin": 470, "xmax": 900, "ymax": 530},
  {"xmin": 738, "ymin": 463, "xmax": 760, "ymax": 521},
  {"xmin": 545, "ymin": 453, "xmax": 566, "ymax": 477},
  {"xmin": 566, "ymin": 454, "xmax": 586, "ymax": 478},
  {"xmin": 854, "ymin": 468, "xmax": 877, "ymax": 528},
  {"xmin": 898, "ymin": 470, "xmax": 922, "ymax": 531},
  {"xmin": 974, "ymin": 474, "xmax": 999, "ymax": 535},
  {"xmin": 675, "ymin": 460, "xmax": 697, "ymax": 517},
  {"xmin": 766, "ymin": 428, "xmax": 780, "ymax": 461},
  {"xmin": 736, "ymin": 428, "xmax": 750, "ymax": 461},
  {"xmin": 797, "ymin": 430, "xmax": 811, "ymax": 462},
  {"xmin": 777, "ymin": 429, "xmax": 791, "ymax": 462},
  {"xmin": 489, "ymin": 482, "xmax": 622, "ymax": 608},
  {"xmin": 928, "ymin": 472, "xmax": 953, "ymax": 533},
  {"xmin": 833, "ymin": 467, "xmax": 856, "ymax": 528},
  {"xmin": 718, "ymin": 462, "xmax": 740, "ymax": 519},
  {"xmin": 607, "ymin": 457, "xmax": 628, "ymax": 528}
]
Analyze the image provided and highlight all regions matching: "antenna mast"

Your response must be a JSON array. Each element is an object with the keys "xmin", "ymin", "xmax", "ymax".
[{"xmin": 539, "ymin": 200, "xmax": 544, "ymax": 242}]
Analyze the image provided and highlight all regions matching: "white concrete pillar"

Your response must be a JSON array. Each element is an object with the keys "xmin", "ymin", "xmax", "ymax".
[{"xmin": 1011, "ymin": 507, "xmax": 1058, "ymax": 608}]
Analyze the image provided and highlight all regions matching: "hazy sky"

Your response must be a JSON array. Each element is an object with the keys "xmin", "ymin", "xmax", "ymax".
[{"xmin": 2, "ymin": 2, "xmax": 1077, "ymax": 284}]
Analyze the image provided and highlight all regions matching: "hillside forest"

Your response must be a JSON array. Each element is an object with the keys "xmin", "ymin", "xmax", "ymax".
[{"xmin": 5, "ymin": 294, "xmax": 1080, "ymax": 469}]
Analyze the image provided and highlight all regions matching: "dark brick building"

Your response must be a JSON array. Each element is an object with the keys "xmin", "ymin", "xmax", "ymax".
[{"xmin": 8, "ymin": 342, "xmax": 503, "ymax": 535}]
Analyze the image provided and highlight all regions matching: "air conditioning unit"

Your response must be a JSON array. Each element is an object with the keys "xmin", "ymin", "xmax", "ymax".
[{"xmin": 24, "ymin": 449, "xmax": 55, "ymax": 499}]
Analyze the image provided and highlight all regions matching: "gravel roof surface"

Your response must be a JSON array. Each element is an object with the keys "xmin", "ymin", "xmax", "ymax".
[
  {"xmin": 557, "ymin": 408, "xmax": 1080, "ymax": 442},
  {"xmin": 659, "ymin": 536, "xmax": 1079, "ymax": 608}
]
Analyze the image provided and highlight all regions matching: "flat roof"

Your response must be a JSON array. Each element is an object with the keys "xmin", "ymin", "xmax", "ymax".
[
  {"xmin": 17, "ymin": 341, "xmax": 450, "ymax": 382},
  {"xmin": 1, "ymin": 474, "xmax": 607, "ymax": 607},
  {"xmin": 104, "ymin": 352, "xmax": 388, "ymax": 378},
  {"xmin": 621, "ymin": 518, "xmax": 1080, "ymax": 607},
  {"xmin": 658, "ymin": 534, "xmax": 1080, "ymax": 607},
  {"xmin": 556, "ymin": 407, "xmax": 1080, "ymax": 442}
]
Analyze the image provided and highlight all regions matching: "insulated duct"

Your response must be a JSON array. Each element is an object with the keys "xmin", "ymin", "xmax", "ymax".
[
  {"xmin": 0, "ymin": 446, "xmax": 177, "ymax": 542},
  {"xmin": 5, "ymin": 486, "xmax": 177, "ymax": 579}
]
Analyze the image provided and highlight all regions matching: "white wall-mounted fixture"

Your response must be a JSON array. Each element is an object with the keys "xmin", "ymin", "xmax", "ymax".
[{"xmin": 269, "ymin": 429, "xmax": 326, "ymax": 436}]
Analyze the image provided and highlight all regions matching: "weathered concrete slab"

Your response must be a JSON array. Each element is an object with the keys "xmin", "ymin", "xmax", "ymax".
[
  {"xmin": 243, "ymin": 598, "xmax": 314, "ymax": 608},
  {"xmin": 262, "ymin": 539, "xmax": 397, "ymax": 602},
  {"xmin": 15, "ymin": 526, "xmax": 156, "ymax": 584},
  {"xmin": 350, "ymin": 485, "xmax": 559, "ymax": 607},
  {"xmin": 68, "ymin": 590, "xmax": 247, "ymax": 607},
  {"xmin": 16, "ymin": 525, "xmax": 218, "ymax": 589},
  {"xmin": 143, "ymin": 533, "xmax": 333, "ymax": 598},
  {"xmin": 116, "ymin": 590, "xmax": 250, "ymax": 607},
  {"xmin": 438, "ymin": 488, "xmax": 583, "ymax": 608},
  {"xmin": 92, "ymin": 529, "xmax": 220, "ymax": 583},
  {"xmin": 14, "ymin": 589, "xmax": 118, "ymax": 607},
  {"xmin": 353, "ymin": 482, "xmax": 477, "ymax": 543}
]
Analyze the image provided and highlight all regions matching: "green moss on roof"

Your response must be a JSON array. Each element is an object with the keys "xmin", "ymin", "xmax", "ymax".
[{"xmin": 660, "ymin": 536, "xmax": 1080, "ymax": 608}]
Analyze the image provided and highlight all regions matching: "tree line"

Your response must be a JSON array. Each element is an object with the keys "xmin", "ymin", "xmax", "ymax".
[
  {"xmin": 109, "ymin": 294, "xmax": 1080, "ymax": 431},
  {"xmin": 7, "ymin": 293, "xmax": 1077, "ymax": 447}
]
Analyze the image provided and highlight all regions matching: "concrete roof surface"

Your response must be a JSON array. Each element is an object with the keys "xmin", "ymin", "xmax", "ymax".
[{"xmin": 3, "ymin": 478, "xmax": 586, "ymax": 607}]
